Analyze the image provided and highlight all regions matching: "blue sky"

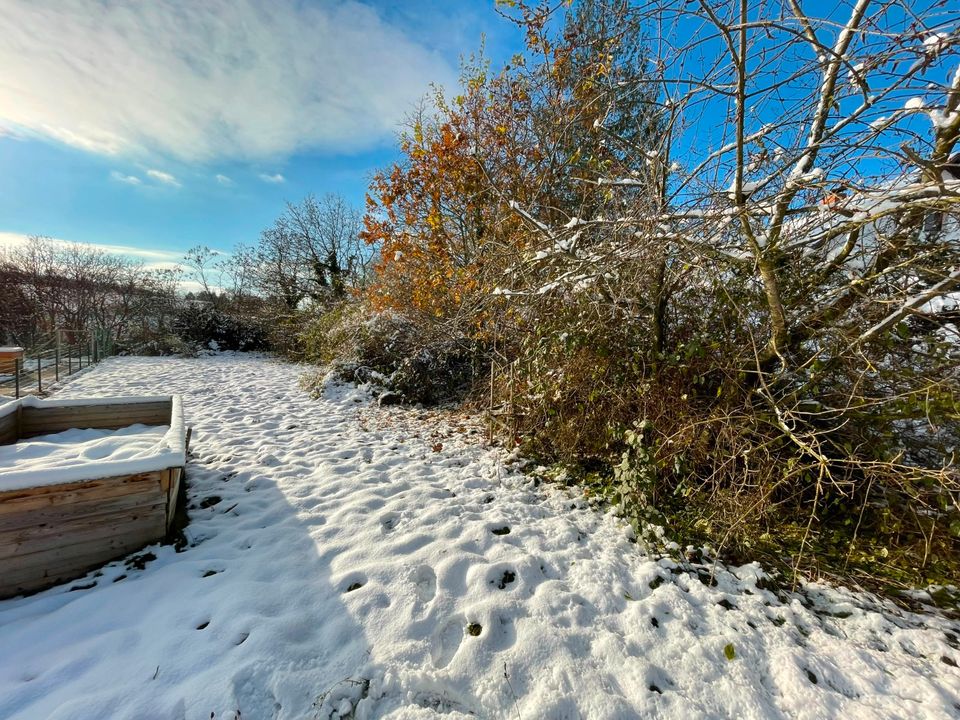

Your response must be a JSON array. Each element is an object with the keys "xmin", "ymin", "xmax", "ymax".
[
  {"xmin": 2, "ymin": 0, "xmax": 955, "ymax": 274},
  {"xmin": 0, "ymin": 0, "xmax": 523, "ymax": 267}
]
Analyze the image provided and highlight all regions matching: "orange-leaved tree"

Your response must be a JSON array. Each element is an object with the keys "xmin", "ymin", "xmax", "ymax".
[{"xmin": 360, "ymin": 57, "xmax": 542, "ymax": 330}]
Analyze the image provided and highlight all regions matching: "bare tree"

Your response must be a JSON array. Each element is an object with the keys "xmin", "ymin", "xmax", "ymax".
[
  {"xmin": 182, "ymin": 245, "xmax": 223, "ymax": 304},
  {"xmin": 249, "ymin": 219, "xmax": 308, "ymax": 310},
  {"xmin": 1, "ymin": 236, "xmax": 178, "ymax": 346},
  {"xmin": 247, "ymin": 193, "xmax": 368, "ymax": 308},
  {"xmin": 285, "ymin": 193, "xmax": 366, "ymax": 300}
]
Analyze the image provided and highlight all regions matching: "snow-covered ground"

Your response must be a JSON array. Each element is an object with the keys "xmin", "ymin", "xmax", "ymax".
[{"xmin": 0, "ymin": 354, "xmax": 957, "ymax": 720}]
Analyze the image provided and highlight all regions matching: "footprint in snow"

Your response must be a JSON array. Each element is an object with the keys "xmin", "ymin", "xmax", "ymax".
[
  {"xmin": 380, "ymin": 512, "xmax": 400, "ymax": 533},
  {"xmin": 412, "ymin": 565, "xmax": 437, "ymax": 615},
  {"xmin": 199, "ymin": 495, "xmax": 221, "ymax": 509},
  {"xmin": 495, "ymin": 570, "xmax": 516, "ymax": 590},
  {"xmin": 484, "ymin": 614, "xmax": 519, "ymax": 652},
  {"xmin": 339, "ymin": 572, "xmax": 368, "ymax": 594},
  {"xmin": 431, "ymin": 615, "xmax": 465, "ymax": 669}
]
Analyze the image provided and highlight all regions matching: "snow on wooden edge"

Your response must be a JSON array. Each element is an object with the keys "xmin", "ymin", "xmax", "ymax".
[{"xmin": 0, "ymin": 394, "xmax": 178, "ymax": 413}]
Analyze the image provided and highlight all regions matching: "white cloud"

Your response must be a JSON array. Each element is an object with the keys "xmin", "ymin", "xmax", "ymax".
[
  {"xmin": 110, "ymin": 171, "xmax": 142, "ymax": 186},
  {"xmin": 215, "ymin": 174, "xmax": 233, "ymax": 186},
  {"xmin": 42, "ymin": 124, "xmax": 123, "ymax": 155},
  {"xmin": 259, "ymin": 173, "xmax": 285, "ymax": 184},
  {"xmin": 0, "ymin": 0, "xmax": 453, "ymax": 163},
  {"xmin": 146, "ymin": 169, "xmax": 181, "ymax": 187},
  {"xmin": 0, "ymin": 231, "xmax": 184, "ymax": 270}
]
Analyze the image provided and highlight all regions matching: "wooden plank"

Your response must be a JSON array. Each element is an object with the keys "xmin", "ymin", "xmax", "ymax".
[
  {"xmin": 0, "ymin": 498, "xmax": 161, "ymax": 538},
  {"xmin": 0, "ymin": 501, "xmax": 164, "ymax": 544},
  {"xmin": 24, "ymin": 400, "xmax": 170, "ymax": 414},
  {"xmin": 0, "ymin": 503, "xmax": 166, "ymax": 559},
  {"xmin": 165, "ymin": 467, "xmax": 183, "ymax": 528},
  {"xmin": 0, "ymin": 472, "xmax": 163, "ymax": 514},
  {"xmin": 0, "ymin": 486, "xmax": 165, "ymax": 533},
  {"xmin": 3, "ymin": 522, "xmax": 163, "ymax": 576},
  {"xmin": 5, "ymin": 517, "xmax": 164, "ymax": 575},
  {"xmin": 20, "ymin": 401, "xmax": 171, "ymax": 436},
  {"xmin": 0, "ymin": 526, "xmax": 162, "ymax": 598},
  {"xmin": 20, "ymin": 410, "xmax": 171, "ymax": 429},
  {"xmin": 0, "ymin": 411, "xmax": 17, "ymax": 446},
  {"xmin": 160, "ymin": 468, "xmax": 172, "ymax": 526},
  {"xmin": 23, "ymin": 400, "xmax": 171, "ymax": 418},
  {"xmin": 159, "ymin": 468, "xmax": 172, "ymax": 494},
  {"xmin": 21, "ymin": 406, "xmax": 171, "ymax": 423}
]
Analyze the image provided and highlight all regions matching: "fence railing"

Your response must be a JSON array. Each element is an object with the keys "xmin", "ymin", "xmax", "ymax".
[{"xmin": 0, "ymin": 328, "xmax": 113, "ymax": 399}]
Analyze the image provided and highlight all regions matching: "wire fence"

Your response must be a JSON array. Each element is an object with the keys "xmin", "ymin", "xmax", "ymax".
[{"xmin": 0, "ymin": 328, "xmax": 114, "ymax": 400}]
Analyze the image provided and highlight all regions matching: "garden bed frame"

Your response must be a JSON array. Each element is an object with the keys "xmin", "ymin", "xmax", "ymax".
[{"xmin": 0, "ymin": 395, "xmax": 187, "ymax": 598}]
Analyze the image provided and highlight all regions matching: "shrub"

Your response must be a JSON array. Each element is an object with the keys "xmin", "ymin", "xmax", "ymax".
[
  {"xmin": 265, "ymin": 310, "xmax": 313, "ymax": 359},
  {"xmin": 119, "ymin": 334, "xmax": 198, "ymax": 357},
  {"xmin": 389, "ymin": 337, "xmax": 482, "ymax": 405},
  {"xmin": 172, "ymin": 304, "xmax": 268, "ymax": 351},
  {"xmin": 301, "ymin": 303, "xmax": 485, "ymax": 405},
  {"xmin": 300, "ymin": 303, "xmax": 369, "ymax": 365}
]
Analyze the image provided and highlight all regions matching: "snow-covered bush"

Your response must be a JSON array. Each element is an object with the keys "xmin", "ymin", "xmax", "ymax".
[
  {"xmin": 172, "ymin": 304, "xmax": 268, "ymax": 352},
  {"xmin": 302, "ymin": 304, "xmax": 484, "ymax": 404},
  {"xmin": 119, "ymin": 334, "xmax": 197, "ymax": 357}
]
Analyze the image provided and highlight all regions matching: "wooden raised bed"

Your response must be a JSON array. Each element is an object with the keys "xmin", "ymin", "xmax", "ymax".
[{"xmin": 0, "ymin": 395, "xmax": 187, "ymax": 598}]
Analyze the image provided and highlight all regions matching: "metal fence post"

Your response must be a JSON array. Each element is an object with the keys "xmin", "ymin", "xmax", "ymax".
[
  {"xmin": 37, "ymin": 354, "xmax": 42, "ymax": 394},
  {"xmin": 55, "ymin": 330, "xmax": 61, "ymax": 383},
  {"xmin": 14, "ymin": 358, "xmax": 20, "ymax": 399}
]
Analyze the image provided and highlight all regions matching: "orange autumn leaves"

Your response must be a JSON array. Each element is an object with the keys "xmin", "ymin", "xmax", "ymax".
[{"xmin": 360, "ymin": 65, "xmax": 537, "ymax": 324}]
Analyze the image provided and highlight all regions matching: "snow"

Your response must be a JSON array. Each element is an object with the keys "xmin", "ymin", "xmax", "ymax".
[
  {"xmin": 931, "ymin": 107, "xmax": 959, "ymax": 131},
  {"xmin": 847, "ymin": 61, "xmax": 865, "ymax": 82},
  {"xmin": 905, "ymin": 97, "xmax": 925, "ymax": 110},
  {"xmin": 6, "ymin": 394, "xmax": 176, "ymax": 409},
  {"xmin": 0, "ymin": 354, "xmax": 957, "ymax": 719},
  {"xmin": 727, "ymin": 180, "xmax": 761, "ymax": 200},
  {"xmin": 597, "ymin": 177, "xmax": 645, "ymax": 186},
  {"xmin": 924, "ymin": 33, "xmax": 951, "ymax": 55},
  {"xmin": 0, "ymin": 424, "xmax": 170, "ymax": 480}
]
